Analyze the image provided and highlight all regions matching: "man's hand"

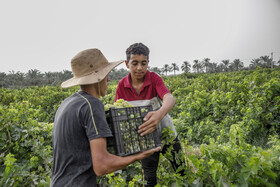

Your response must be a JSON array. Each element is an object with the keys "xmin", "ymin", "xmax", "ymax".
[
  {"xmin": 134, "ymin": 146, "xmax": 161, "ymax": 160},
  {"xmin": 138, "ymin": 93, "xmax": 175, "ymax": 136},
  {"xmin": 138, "ymin": 110, "xmax": 164, "ymax": 136}
]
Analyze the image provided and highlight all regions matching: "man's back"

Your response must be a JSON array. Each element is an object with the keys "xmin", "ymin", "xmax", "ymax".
[{"xmin": 51, "ymin": 92, "xmax": 109, "ymax": 187}]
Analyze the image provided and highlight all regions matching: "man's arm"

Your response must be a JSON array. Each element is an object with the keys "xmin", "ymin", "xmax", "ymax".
[
  {"xmin": 138, "ymin": 93, "xmax": 175, "ymax": 136},
  {"xmin": 90, "ymin": 138, "xmax": 161, "ymax": 176}
]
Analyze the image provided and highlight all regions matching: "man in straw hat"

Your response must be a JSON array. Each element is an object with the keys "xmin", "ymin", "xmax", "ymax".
[{"xmin": 50, "ymin": 48, "xmax": 161, "ymax": 187}]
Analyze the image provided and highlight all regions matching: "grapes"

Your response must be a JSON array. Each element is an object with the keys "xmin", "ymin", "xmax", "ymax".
[
  {"xmin": 104, "ymin": 99, "xmax": 133, "ymax": 111},
  {"xmin": 141, "ymin": 108, "xmax": 148, "ymax": 113}
]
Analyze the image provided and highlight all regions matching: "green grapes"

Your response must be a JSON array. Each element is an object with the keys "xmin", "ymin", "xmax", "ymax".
[{"xmin": 104, "ymin": 99, "xmax": 133, "ymax": 111}]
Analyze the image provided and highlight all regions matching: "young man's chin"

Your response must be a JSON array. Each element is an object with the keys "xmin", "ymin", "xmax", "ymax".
[{"xmin": 134, "ymin": 73, "xmax": 146, "ymax": 78}]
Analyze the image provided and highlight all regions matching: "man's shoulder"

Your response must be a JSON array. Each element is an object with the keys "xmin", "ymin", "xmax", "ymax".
[
  {"xmin": 148, "ymin": 71, "xmax": 163, "ymax": 83},
  {"xmin": 118, "ymin": 76, "xmax": 126, "ymax": 84},
  {"xmin": 117, "ymin": 74, "xmax": 129, "ymax": 87},
  {"xmin": 74, "ymin": 91, "xmax": 102, "ymax": 106},
  {"xmin": 149, "ymin": 71, "xmax": 161, "ymax": 78}
]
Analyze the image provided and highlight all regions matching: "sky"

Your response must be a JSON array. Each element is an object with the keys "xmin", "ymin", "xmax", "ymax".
[{"xmin": 0, "ymin": 0, "xmax": 280, "ymax": 74}]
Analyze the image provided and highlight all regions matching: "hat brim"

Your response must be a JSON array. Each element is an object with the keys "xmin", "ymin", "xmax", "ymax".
[{"xmin": 61, "ymin": 60, "xmax": 124, "ymax": 88}]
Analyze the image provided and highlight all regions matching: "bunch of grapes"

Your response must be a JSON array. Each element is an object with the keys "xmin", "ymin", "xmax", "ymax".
[{"xmin": 104, "ymin": 99, "xmax": 133, "ymax": 111}]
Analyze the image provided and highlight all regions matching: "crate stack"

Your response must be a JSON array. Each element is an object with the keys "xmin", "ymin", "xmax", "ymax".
[{"xmin": 106, "ymin": 105, "xmax": 161, "ymax": 156}]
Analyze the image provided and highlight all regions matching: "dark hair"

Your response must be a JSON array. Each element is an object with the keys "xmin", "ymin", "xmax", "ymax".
[{"xmin": 126, "ymin": 43, "xmax": 150, "ymax": 61}]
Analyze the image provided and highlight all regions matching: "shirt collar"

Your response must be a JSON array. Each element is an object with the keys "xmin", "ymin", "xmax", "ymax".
[{"xmin": 124, "ymin": 70, "xmax": 152, "ymax": 89}]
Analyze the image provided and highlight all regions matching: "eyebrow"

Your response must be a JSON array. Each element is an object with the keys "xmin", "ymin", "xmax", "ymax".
[{"xmin": 131, "ymin": 60, "xmax": 148, "ymax": 63}]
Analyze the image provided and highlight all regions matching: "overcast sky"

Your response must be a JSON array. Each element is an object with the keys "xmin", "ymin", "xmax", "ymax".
[{"xmin": 1, "ymin": 0, "xmax": 280, "ymax": 73}]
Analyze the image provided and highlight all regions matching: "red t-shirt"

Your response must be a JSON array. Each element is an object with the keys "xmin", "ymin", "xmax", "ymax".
[{"xmin": 115, "ymin": 71, "xmax": 170, "ymax": 102}]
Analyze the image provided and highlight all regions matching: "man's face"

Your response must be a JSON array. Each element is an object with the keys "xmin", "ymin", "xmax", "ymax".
[
  {"xmin": 125, "ymin": 54, "xmax": 149, "ymax": 80},
  {"xmin": 100, "ymin": 75, "xmax": 110, "ymax": 97}
]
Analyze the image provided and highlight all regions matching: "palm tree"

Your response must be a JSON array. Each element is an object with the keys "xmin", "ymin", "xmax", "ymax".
[
  {"xmin": 230, "ymin": 59, "xmax": 244, "ymax": 71},
  {"xmin": 53, "ymin": 70, "xmax": 73, "ymax": 85},
  {"xmin": 15, "ymin": 71, "xmax": 25, "ymax": 87},
  {"xmin": 26, "ymin": 69, "xmax": 43, "ymax": 86},
  {"xmin": 249, "ymin": 58, "xmax": 261, "ymax": 69},
  {"xmin": 148, "ymin": 66, "xmax": 162, "ymax": 75},
  {"xmin": 0, "ymin": 72, "xmax": 6, "ymax": 87},
  {"xmin": 44, "ymin": 72, "xmax": 56, "ymax": 85},
  {"xmin": 192, "ymin": 60, "xmax": 200, "ymax": 73},
  {"xmin": 181, "ymin": 61, "xmax": 191, "ymax": 73},
  {"xmin": 6, "ymin": 70, "xmax": 25, "ymax": 87},
  {"xmin": 161, "ymin": 64, "xmax": 172, "ymax": 76},
  {"xmin": 221, "ymin": 60, "xmax": 230, "ymax": 72},
  {"xmin": 217, "ymin": 63, "xmax": 224, "ymax": 73},
  {"xmin": 208, "ymin": 62, "xmax": 218, "ymax": 73},
  {"xmin": 109, "ymin": 68, "xmax": 129, "ymax": 80},
  {"xmin": 198, "ymin": 62, "xmax": 204, "ymax": 73},
  {"xmin": 171, "ymin": 63, "xmax": 179, "ymax": 75},
  {"xmin": 259, "ymin": 56, "xmax": 272, "ymax": 68},
  {"xmin": 202, "ymin": 58, "xmax": 210, "ymax": 73}
]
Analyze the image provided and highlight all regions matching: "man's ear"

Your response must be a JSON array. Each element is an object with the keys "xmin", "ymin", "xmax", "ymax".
[{"xmin": 125, "ymin": 60, "xmax": 129, "ymax": 68}]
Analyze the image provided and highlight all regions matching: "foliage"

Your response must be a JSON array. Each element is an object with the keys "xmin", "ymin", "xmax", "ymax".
[
  {"xmin": 108, "ymin": 68, "xmax": 129, "ymax": 81},
  {"xmin": 0, "ymin": 100, "xmax": 53, "ymax": 186},
  {"xmin": 168, "ymin": 68, "xmax": 280, "ymax": 147},
  {"xmin": 0, "ymin": 68, "xmax": 280, "ymax": 186}
]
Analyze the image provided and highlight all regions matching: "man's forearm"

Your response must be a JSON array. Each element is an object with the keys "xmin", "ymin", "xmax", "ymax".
[
  {"xmin": 91, "ymin": 138, "xmax": 161, "ymax": 176},
  {"xmin": 158, "ymin": 93, "xmax": 175, "ymax": 117},
  {"xmin": 96, "ymin": 153, "xmax": 138, "ymax": 176}
]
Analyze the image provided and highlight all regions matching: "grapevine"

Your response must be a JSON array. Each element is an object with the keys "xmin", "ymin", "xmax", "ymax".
[{"xmin": 1, "ymin": 68, "xmax": 280, "ymax": 186}]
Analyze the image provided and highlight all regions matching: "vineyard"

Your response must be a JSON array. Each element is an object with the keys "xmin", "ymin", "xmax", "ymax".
[{"xmin": 1, "ymin": 68, "xmax": 280, "ymax": 186}]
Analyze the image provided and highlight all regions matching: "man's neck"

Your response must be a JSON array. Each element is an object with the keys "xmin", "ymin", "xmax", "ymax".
[
  {"xmin": 80, "ymin": 84, "xmax": 99, "ymax": 98},
  {"xmin": 130, "ymin": 75, "xmax": 144, "ymax": 94},
  {"xmin": 130, "ymin": 74, "xmax": 145, "ymax": 85}
]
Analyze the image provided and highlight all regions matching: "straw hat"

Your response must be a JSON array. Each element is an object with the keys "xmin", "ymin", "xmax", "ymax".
[{"xmin": 61, "ymin": 48, "xmax": 124, "ymax": 88}]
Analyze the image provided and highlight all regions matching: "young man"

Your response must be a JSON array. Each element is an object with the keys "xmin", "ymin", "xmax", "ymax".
[
  {"xmin": 115, "ymin": 43, "xmax": 184, "ymax": 186},
  {"xmin": 50, "ymin": 48, "xmax": 161, "ymax": 187}
]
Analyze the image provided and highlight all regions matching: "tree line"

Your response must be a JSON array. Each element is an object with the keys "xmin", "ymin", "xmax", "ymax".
[
  {"xmin": 162, "ymin": 55, "xmax": 280, "ymax": 75},
  {"xmin": 1, "ymin": 55, "xmax": 279, "ymax": 88},
  {"xmin": 0, "ymin": 69, "xmax": 130, "ymax": 88}
]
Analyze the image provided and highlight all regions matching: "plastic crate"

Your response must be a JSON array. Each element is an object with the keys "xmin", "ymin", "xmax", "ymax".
[{"xmin": 106, "ymin": 105, "xmax": 161, "ymax": 156}]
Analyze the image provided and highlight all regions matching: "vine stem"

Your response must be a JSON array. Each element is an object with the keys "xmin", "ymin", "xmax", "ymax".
[{"xmin": 4, "ymin": 124, "xmax": 12, "ymax": 144}]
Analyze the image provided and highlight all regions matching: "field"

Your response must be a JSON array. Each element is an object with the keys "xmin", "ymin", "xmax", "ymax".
[{"xmin": 1, "ymin": 68, "xmax": 280, "ymax": 186}]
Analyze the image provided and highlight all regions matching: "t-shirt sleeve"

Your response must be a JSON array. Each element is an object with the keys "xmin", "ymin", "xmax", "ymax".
[
  {"xmin": 154, "ymin": 73, "xmax": 171, "ymax": 100},
  {"xmin": 80, "ymin": 99, "xmax": 112, "ymax": 141}
]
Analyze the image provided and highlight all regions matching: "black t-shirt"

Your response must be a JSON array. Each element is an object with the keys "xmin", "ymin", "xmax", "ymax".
[{"xmin": 50, "ymin": 91, "xmax": 112, "ymax": 187}]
